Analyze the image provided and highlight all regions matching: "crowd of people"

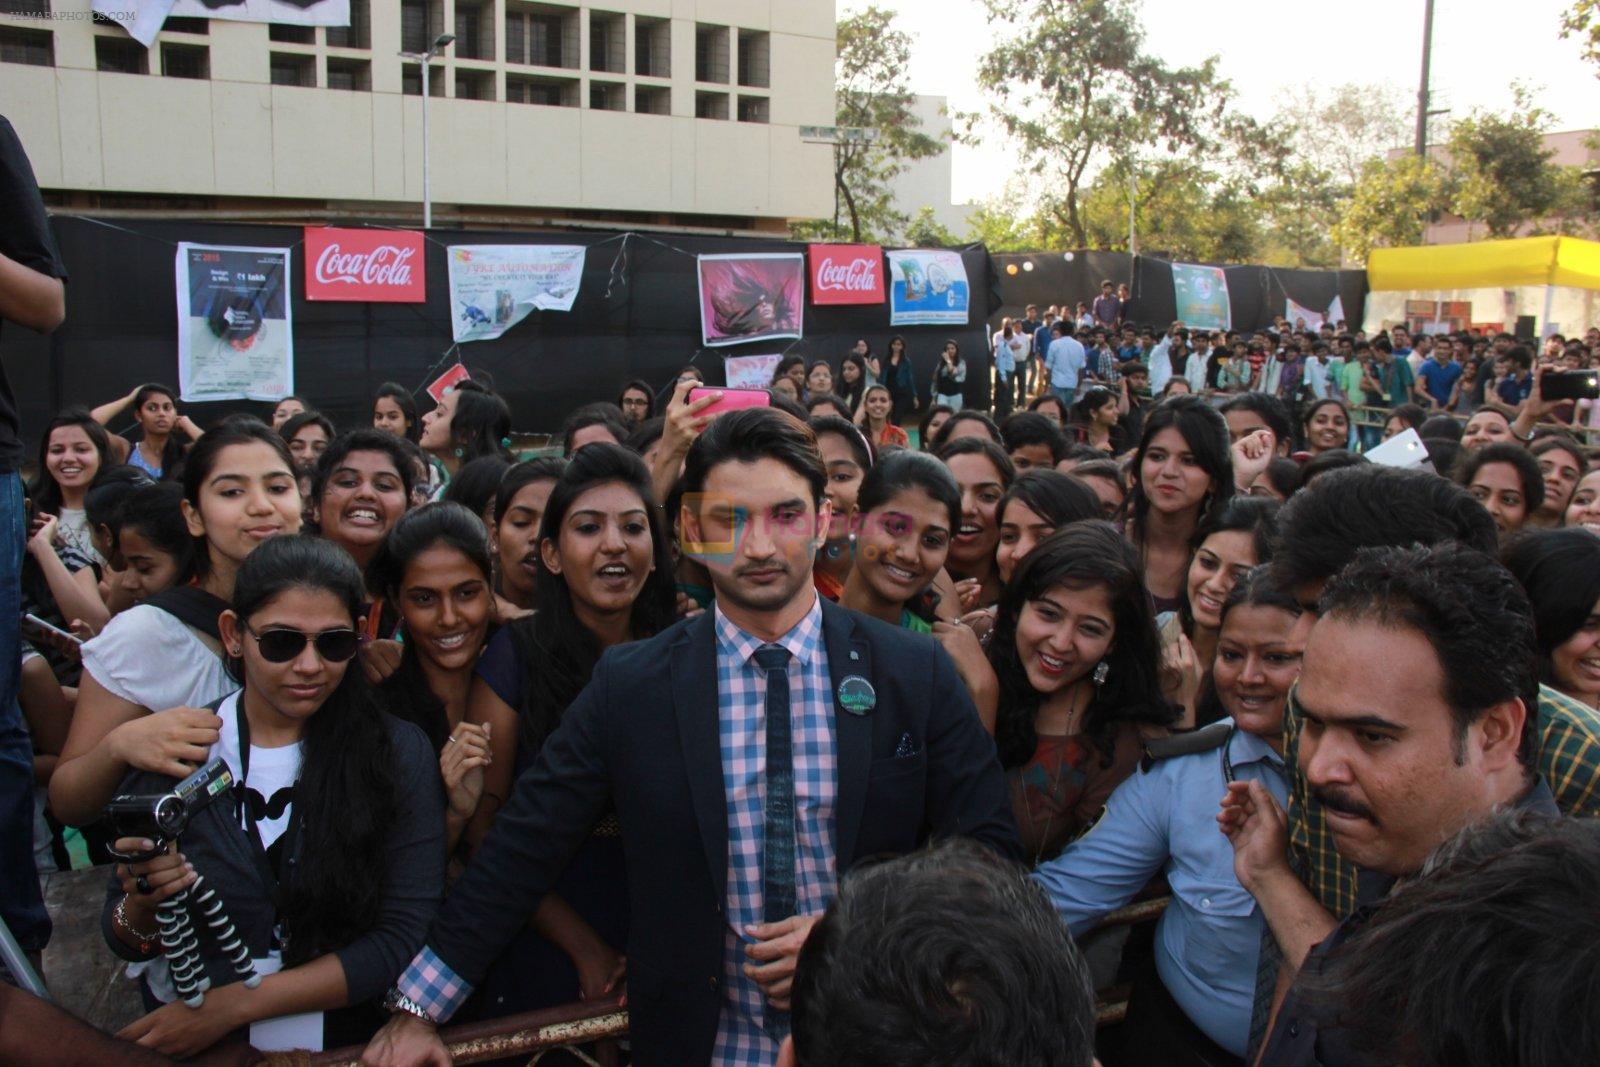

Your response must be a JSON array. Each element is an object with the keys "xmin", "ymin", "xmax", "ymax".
[{"xmin": 3, "ymin": 105, "xmax": 1600, "ymax": 1062}]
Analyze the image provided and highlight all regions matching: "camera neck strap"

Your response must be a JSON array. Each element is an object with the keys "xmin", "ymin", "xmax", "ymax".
[{"xmin": 234, "ymin": 702, "xmax": 300, "ymax": 923}]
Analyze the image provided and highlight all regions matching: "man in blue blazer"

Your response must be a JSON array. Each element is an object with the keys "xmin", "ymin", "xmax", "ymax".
[{"xmin": 364, "ymin": 407, "xmax": 1020, "ymax": 1067}]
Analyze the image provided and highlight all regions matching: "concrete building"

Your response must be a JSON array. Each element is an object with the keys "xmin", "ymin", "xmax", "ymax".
[
  {"xmin": 0, "ymin": 0, "xmax": 836, "ymax": 233},
  {"xmin": 886, "ymin": 94, "xmax": 969, "ymax": 237}
]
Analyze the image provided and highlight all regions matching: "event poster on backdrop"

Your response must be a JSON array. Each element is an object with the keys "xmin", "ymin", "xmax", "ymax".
[
  {"xmin": 887, "ymin": 249, "xmax": 970, "ymax": 326},
  {"xmin": 99, "ymin": 0, "xmax": 351, "ymax": 49},
  {"xmin": 1171, "ymin": 263, "xmax": 1231, "ymax": 331},
  {"xmin": 447, "ymin": 244, "xmax": 586, "ymax": 343},
  {"xmin": 304, "ymin": 227, "xmax": 425, "ymax": 303},
  {"xmin": 175, "ymin": 243, "xmax": 293, "ymax": 403},
  {"xmin": 722, "ymin": 353, "xmax": 784, "ymax": 389},
  {"xmin": 1285, "ymin": 298, "xmax": 1327, "ymax": 329},
  {"xmin": 808, "ymin": 244, "xmax": 885, "ymax": 306},
  {"xmin": 697, "ymin": 254, "xmax": 805, "ymax": 348}
]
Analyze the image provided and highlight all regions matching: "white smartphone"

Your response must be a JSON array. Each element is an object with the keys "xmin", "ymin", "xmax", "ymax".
[
  {"xmin": 22, "ymin": 613, "xmax": 82, "ymax": 646},
  {"xmin": 1364, "ymin": 428, "xmax": 1430, "ymax": 471}
]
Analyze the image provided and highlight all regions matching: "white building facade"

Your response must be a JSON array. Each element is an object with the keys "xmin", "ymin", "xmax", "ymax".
[{"xmin": 0, "ymin": 0, "xmax": 836, "ymax": 231}]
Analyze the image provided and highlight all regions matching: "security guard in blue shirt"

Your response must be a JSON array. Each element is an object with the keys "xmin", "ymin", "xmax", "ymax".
[{"xmin": 1033, "ymin": 570, "xmax": 1303, "ymax": 1065}]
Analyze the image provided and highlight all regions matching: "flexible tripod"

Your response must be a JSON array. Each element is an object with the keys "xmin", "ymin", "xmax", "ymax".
[{"xmin": 152, "ymin": 857, "xmax": 261, "ymax": 1007}]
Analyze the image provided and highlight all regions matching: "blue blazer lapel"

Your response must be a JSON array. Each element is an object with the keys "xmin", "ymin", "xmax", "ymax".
[
  {"xmin": 671, "ymin": 611, "xmax": 730, "ymax": 902},
  {"xmin": 821, "ymin": 600, "xmax": 873, "ymax": 870}
]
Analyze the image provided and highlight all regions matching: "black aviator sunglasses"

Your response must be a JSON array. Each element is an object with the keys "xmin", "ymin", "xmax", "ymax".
[{"xmin": 243, "ymin": 623, "xmax": 361, "ymax": 664}]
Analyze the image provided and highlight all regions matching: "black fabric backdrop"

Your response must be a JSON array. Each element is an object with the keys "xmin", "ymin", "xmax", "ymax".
[
  {"xmin": 990, "ymin": 251, "xmax": 1366, "ymax": 335},
  {"xmin": 2, "ymin": 217, "xmax": 1003, "ymax": 447}
]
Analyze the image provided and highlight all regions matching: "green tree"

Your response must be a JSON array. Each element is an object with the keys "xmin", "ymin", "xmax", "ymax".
[
  {"xmin": 789, "ymin": 6, "xmax": 942, "ymax": 244},
  {"xmin": 1255, "ymin": 162, "xmax": 1343, "ymax": 268},
  {"xmin": 1562, "ymin": 0, "xmax": 1600, "ymax": 71},
  {"xmin": 1333, "ymin": 156, "xmax": 1451, "ymax": 262},
  {"xmin": 963, "ymin": 196, "xmax": 1050, "ymax": 252},
  {"xmin": 1446, "ymin": 87, "xmax": 1564, "ymax": 239},
  {"xmin": 1078, "ymin": 158, "xmax": 1259, "ymax": 262},
  {"xmin": 965, "ymin": 0, "xmax": 1259, "ymax": 248},
  {"xmin": 903, "ymin": 207, "xmax": 960, "ymax": 248}
]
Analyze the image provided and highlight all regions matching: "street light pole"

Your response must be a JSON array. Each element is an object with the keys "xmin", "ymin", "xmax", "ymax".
[
  {"xmin": 399, "ymin": 33, "xmax": 455, "ymax": 229},
  {"xmin": 1414, "ymin": 0, "xmax": 1435, "ymax": 157}
]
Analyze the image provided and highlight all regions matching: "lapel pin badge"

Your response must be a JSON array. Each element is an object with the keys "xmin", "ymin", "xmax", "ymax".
[{"xmin": 837, "ymin": 675, "xmax": 876, "ymax": 716}]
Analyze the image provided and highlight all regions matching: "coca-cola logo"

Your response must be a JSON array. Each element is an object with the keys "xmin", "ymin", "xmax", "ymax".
[
  {"xmin": 314, "ymin": 244, "xmax": 416, "ymax": 287},
  {"xmin": 815, "ymin": 256, "xmax": 879, "ymax": 292}
]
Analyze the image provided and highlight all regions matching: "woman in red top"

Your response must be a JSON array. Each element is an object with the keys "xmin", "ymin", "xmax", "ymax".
[{"xmin": 857, "ymin": 384, "xmax": 910, "ymax": 449}]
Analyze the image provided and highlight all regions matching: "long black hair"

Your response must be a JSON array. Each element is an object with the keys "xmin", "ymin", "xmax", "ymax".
[
  {"xmin": 28, "ymin": 408, "xmax": 112, "ymax": 516},
  {"xmin": 367, "ymin": 502, "xmax": 495, "ymax": 753},
  {"xmin": 372, "ymin": 382, "xmax": 421, "ymax": 443},
  {"xmin": 1500, "ymin": 528, "xmax": 1600, "ymax": 691},
  {"xmin": 507, "ymin": 443, "xmax": 676, "ymax": 751},
  {"xmin": 1178, "ymin": 496, "xmax": 1281, "ymax": 638},
  {"xmin": 998, "ymin": 469, "xmax": 1101, "ymax": 542},
  {"xmin": 449, "ymin": 388, "xmax": 513, "ymax": 464},
  {"xmin": 130, "ymin": 384, "xmax": 187, "ymax": 479},
  {"xmin": 1123, "ymin": 394, "xmax": 1235, "ymax": 540},
  {"xmin": 987, "ymin": 521, "xmax": 1174, "ymax": 769},
  {"xmin": 1192, "ymin": 565, "xmax": 1304, "ymax": 728},
  {"xmin": 227, "ymin": 535, "xmax": 397, "ymax": 966},
  {"xmin": 112, "ymin": 482, "xmax": 196, "ymax": 586}
]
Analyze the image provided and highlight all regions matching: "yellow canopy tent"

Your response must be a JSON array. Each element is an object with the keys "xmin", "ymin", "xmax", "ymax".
[
  {"xmin": 1364, "ymin": 236, "xmax": 1600, "ymax": 335},
  {"xmin": 1368, "ymin": 236, "xmax": 1600, "ymax": 292}
]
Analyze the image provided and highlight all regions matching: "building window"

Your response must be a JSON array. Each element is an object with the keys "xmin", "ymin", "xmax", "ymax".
[
  {"xmin": 589, "ymin": 9, "xmax": 623, "ymax": 74},
  {"xmin": 162, "ymin": 16, "xmax": 208, "ymax": 34},
  {"xmin": 737, "ymin": 29, "xmax": 769, "ymax": 89},
  {"xmin": 455, "ymin": 67, "xmax": 493, "ymax": 100},
  {"xmin": 400, "ymin": 0, "xmax": 443, "ymax": 55},
  {"xmin": 635, "ymin": 84, "xmax": 669, "ymax": 116},
  {"xmin": 95, "ymin": 35, "xmax": 147, "ymax": 74},
  {"xmin": 635, "ymin": 15, "xmax": 669, "ymax": 78},
  {"xmin": 268, "ymin": 24, "xmax": 315, "ymax": 44},
  {"xmin": 0, "ymin": 1, "xmax": 49, "ymax": 15},
  {"xmin": 506, "ymin": 72, "xmax": 578, "ymax": 107},
  {"xmin": 0, "ymin": 26, "xmax": 51, "ymax": 66},
  {"xmin": 325, "ymin": 0, "xmax": 370, "ymax": 49},
  {"xmin": 695, "ymin": 90, "xmax": 728, "ymax": 120},
  {"xmin": 694, "ymin": 24, "xmax": 728, "ymax": 84},
  {"xmin": 455, "ymin": 0, "xmax": 492, "ymax": 60},
  {"xmin": 326, "ymin": 56, "xmax": 370, "ymax": 90},
  {"xmin": 270, "ymin": 51, "xmax": 315, "ymax": 87},
  {"xmin": 590, "ymin": 80, "xmax": 625, "ymax": 111},
  {"xmin": 505, "ymin": 2, "xmax": 578, "ymax": 69},
  {"xmin": 401, "ymin": 64, "xmax": 447, "ymax": 96},
  {"xmin": 737, "ymin": 95, "xmax": 768, "ymax": 124},
  {"xmin": 160, "ymin": 42, "xmax": 208, "ymax": 79}
]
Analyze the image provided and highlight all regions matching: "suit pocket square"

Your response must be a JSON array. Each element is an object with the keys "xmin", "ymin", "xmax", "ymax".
[{"xmin": 893, "ymin": 732, "xmax": 917, "ymax": 758}]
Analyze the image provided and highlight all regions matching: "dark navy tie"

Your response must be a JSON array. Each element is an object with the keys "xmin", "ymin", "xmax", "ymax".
[{"xmin": 752, "ymin": 644, "xmax": 794, "ymax": 1040}]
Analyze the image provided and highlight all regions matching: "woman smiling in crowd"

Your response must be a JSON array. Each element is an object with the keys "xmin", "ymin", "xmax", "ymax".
[
  {"xmin": 995, "ymin": 469, "xmax": 1101, "ymax": 586},
  {"xmin": 465, "ymin": 444, "xmax": 675, "ymax": 1023},
  {"xmin": 311, "ymin": 430, "xmax": 413, "ymax": 571},
  {"xmin": 1300, "ymin": 398, "xmax": 1350, "ymax": 458},
  {"xmin": 1502, "ymin": 528, "xmax": 1600, "ymax": 710},
  {"xmin": 937, "ymin": 437, "xmax": 1015, "ymax": 612},
  {"xmin": 1456, "ymin": 442, "xmax": 1544, "ymax": 537},
  {"xmin": 809, "ymin": 416, "xmax": 873, "ymax": 601},
  {"xmin": 988, "ymin": 521, "xmax": 1174, "ymax": 863},
  {"xmin": 1527, "ymin": 433, "xmax": 1587, "ymax": 528}
]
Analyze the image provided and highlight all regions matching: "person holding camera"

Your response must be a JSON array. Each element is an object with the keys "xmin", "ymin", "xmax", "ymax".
[{"xmin": 102, "ymin": 536, "xmax": 444, "ymax": 1057}]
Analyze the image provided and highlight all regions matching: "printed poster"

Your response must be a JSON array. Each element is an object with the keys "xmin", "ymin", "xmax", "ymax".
[
  {"xmin": 98, "ymin": 0, "xmax": 351, "ymax": 49},
  {"xmin": 1171, "ymin": 263, "xmax": 1231, "ymax": 331},
  {"xmin": 723, "ymin": 353, "xmax": 784, "ymax": 389},
  {"xmin": 697, "ymin": 254, "xmax": 805, "ymax": 348},
  {"xmin": 1285, "ymin": 298, "xmax": 1327, "ymax": 330},
  {"xmin": 1328, "ymin": 295, "xmax": 1346, "ymax": 326},
  {"xmin": 425, "ymin": 363, "xmax": 471, "ymax": 403},
  {"xmin": 447, "ymin": 244, "xmax": 586, "ymax": 343},
  {"xmin": 175, "ymin": 243, "xmax": 293, "ymax": 403},
  {"xmin": 887, "ymin": 249, "xmax": 970, "ymax": 326}
]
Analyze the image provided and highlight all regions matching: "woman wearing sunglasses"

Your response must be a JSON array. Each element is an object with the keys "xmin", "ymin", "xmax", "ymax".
[
  {"xmin": 103, "ymin": 535, "xmax": 444, "ymax": 1057},
  {"xmin": 52, "ymin": 422, "xmax": 304, "ymax": 827}
]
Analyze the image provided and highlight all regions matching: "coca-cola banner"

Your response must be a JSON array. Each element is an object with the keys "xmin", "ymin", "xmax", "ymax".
[
  {"xmin": 175, "ymin": 242, "xmax": 294, "ymax": 403},
  {"xmin": 447, "ymin": 244, "xmax": 587, "ymax": 343},
  {"xmin": 887, "ymin": 249, "xmax": 971, "ymax": 326},
  {"xmin": 697, "ymin": 253, "xmax": 805, "ymax": 348},
  {"xmin": 304, "ymin": 228, "xmax": 425, "ymax": 303},
  {"xmin": 807, "ymin": 244, "xmax": 885, "ymax": 306}
]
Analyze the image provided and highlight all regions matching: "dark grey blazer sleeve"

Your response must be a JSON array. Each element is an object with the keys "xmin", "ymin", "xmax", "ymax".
[
  {"xmin": 334, "ymin": 720, "xmax": 448, "ymax": 1003},
  {"xmin": 426, "ymin": 651, "xmax": 615, "ymax": 986},
  {"xmin": 923, "ymin": 642, "xmax": 1023, "ymax": 862}
]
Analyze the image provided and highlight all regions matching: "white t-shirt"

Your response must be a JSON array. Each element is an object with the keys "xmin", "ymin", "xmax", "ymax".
[{"xmin": 81, "ymin": 603, "xmax": 235, "ymax": 712}]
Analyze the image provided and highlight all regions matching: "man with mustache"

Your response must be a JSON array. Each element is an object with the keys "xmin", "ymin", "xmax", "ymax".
[
  {"xmin": 363, "ymin": 407, "xmax": 1018, "ymax": 1066},
  {"xmin": 1222, "ymin": 543, "xmax": 1558, "ymax": 1066}
]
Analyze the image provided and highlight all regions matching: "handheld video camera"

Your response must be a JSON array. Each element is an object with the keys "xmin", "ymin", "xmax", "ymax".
[{"xmin": 105, "ymin": 759, "xmax": 234, "ymax": 862}]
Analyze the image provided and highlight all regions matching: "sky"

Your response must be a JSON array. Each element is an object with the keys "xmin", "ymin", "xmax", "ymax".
[{"xmin": 844, "ymin": 0, "xmax": 1600, "ymax": 206}]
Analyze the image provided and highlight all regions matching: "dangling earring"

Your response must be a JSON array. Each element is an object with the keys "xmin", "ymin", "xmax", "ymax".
[
  {"xmin": 1093, "ymin": 660, "xmax": 1110, "ymax": 686},
  {"xmin": 453, "ymin": 447, "xmax": 465, "ymax": 459},
  {"xmin": 848, "ymin": 531, "xmax": 858, "ymax": 558}
]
